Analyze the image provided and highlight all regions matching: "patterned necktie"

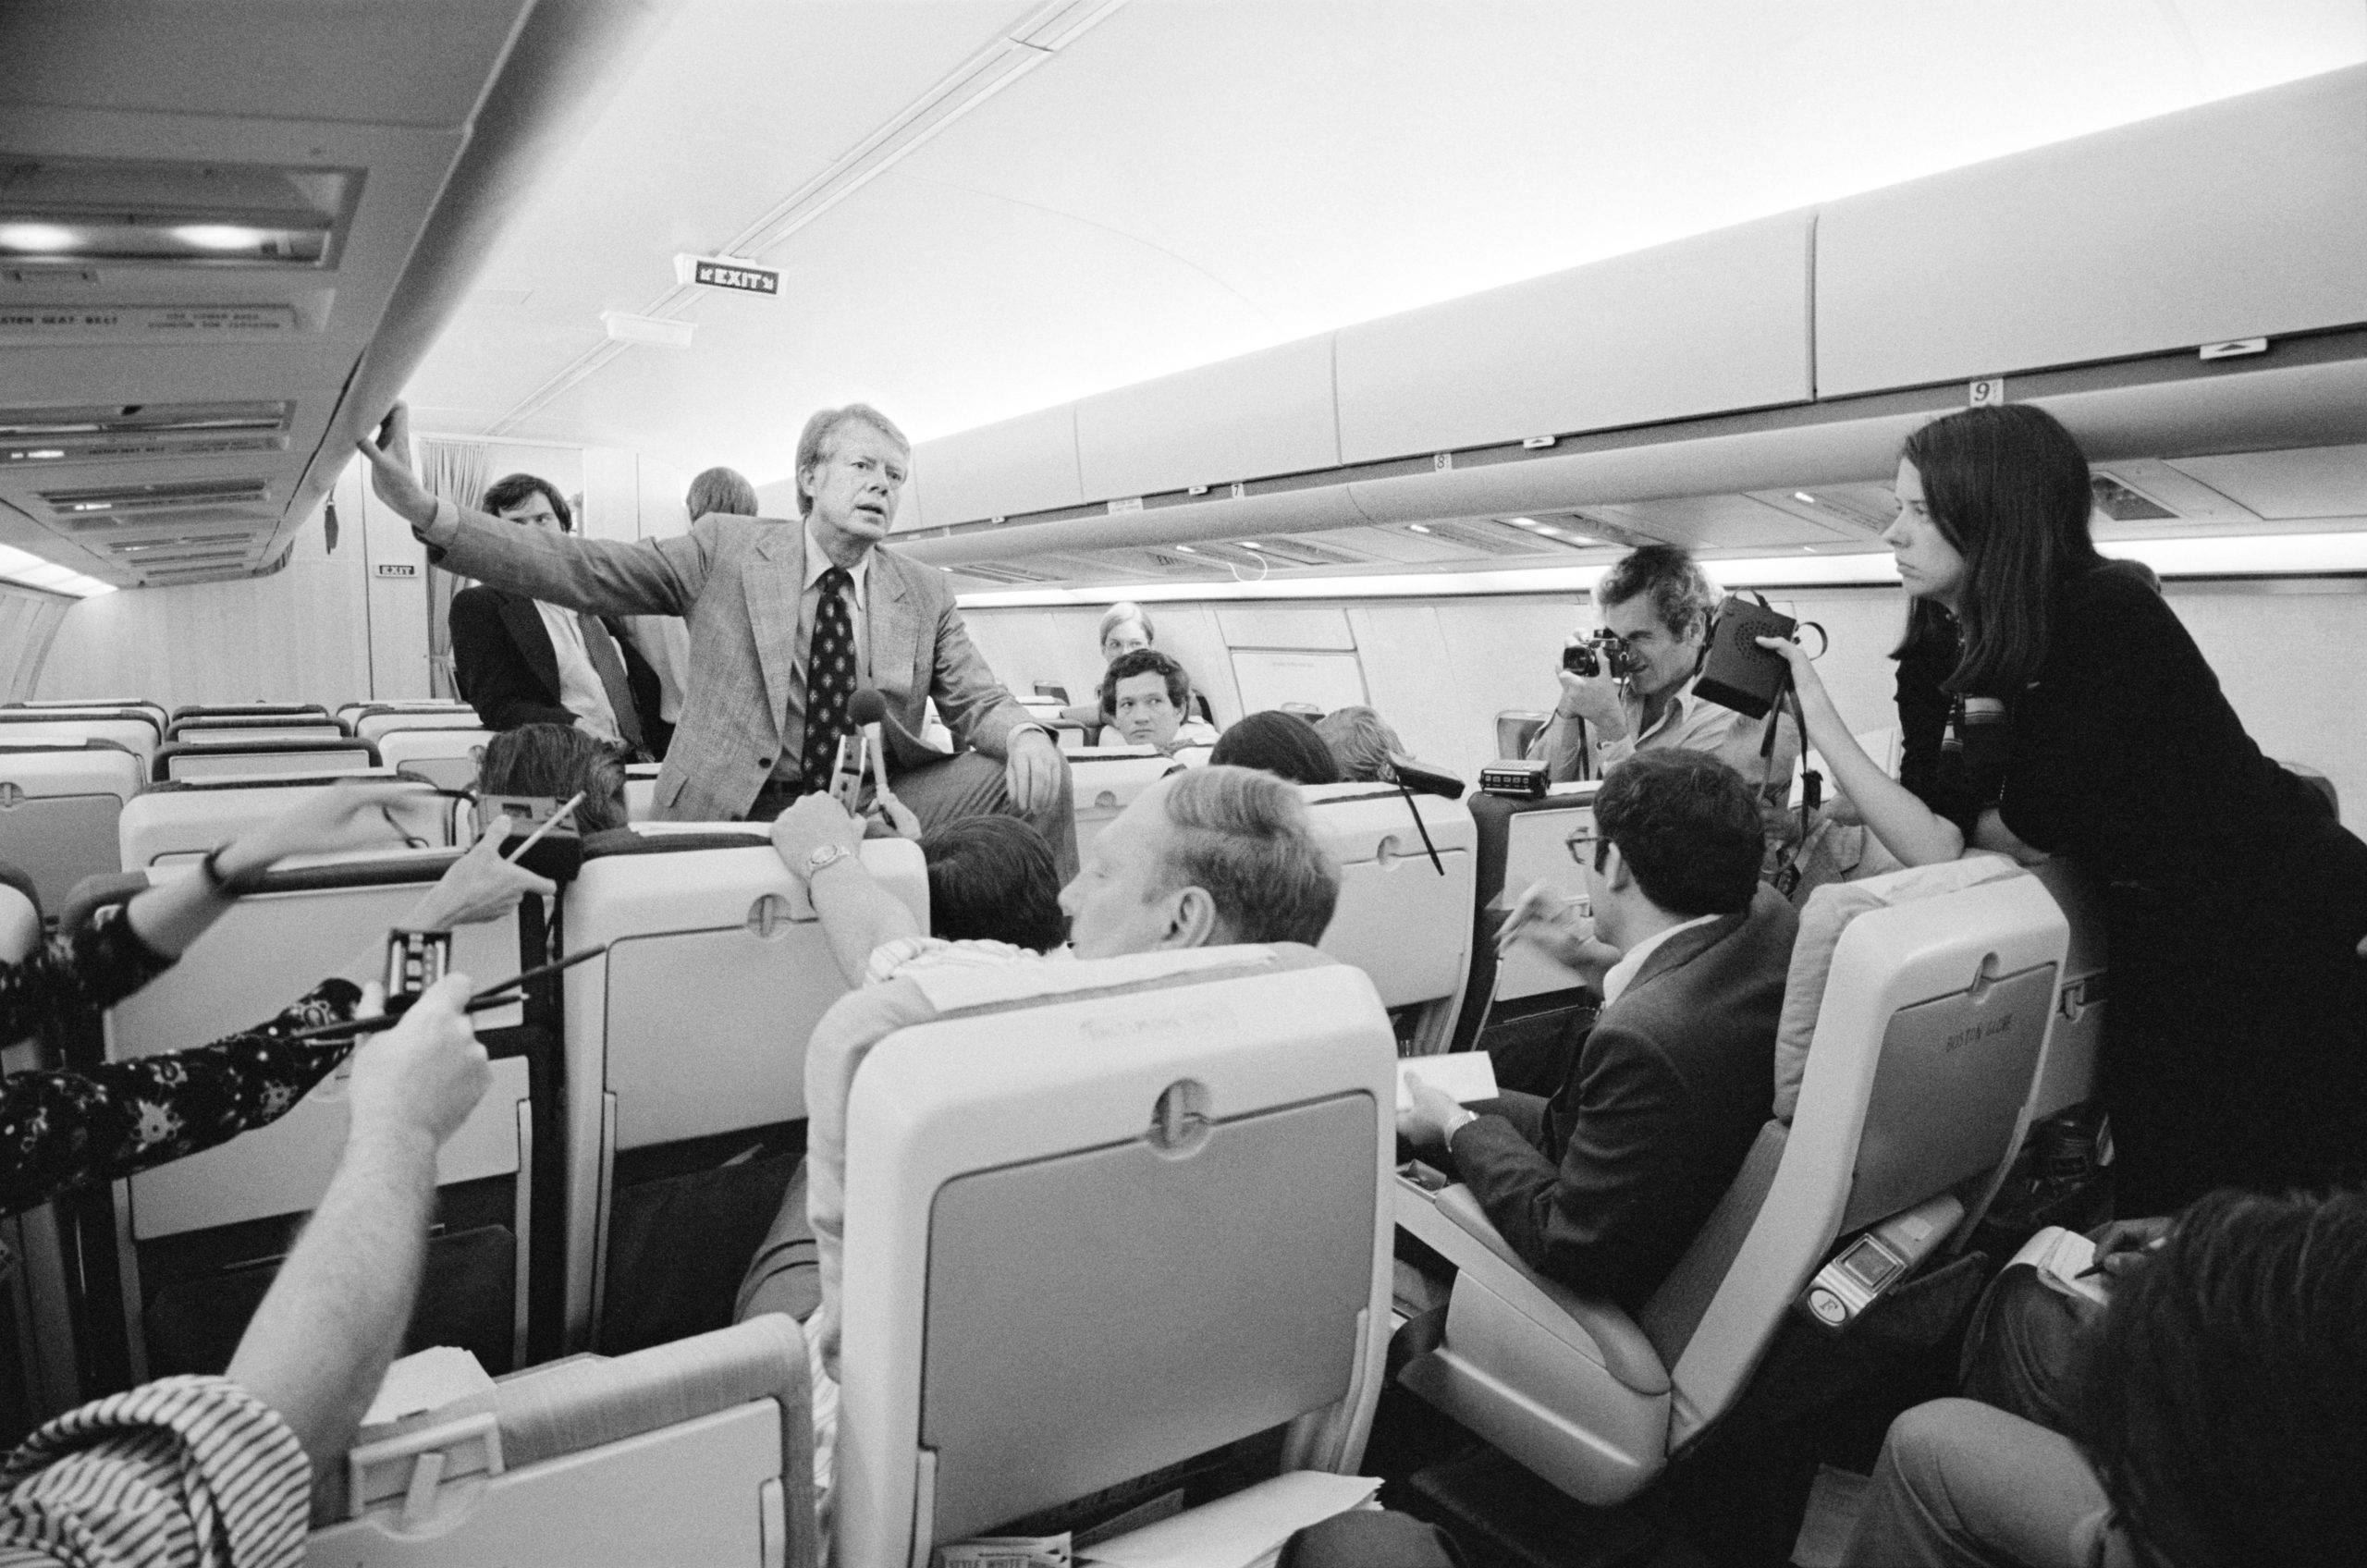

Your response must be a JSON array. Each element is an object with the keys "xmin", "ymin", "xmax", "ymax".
[
  {"xmin": 576, "ymin": 612, "xmax": 644, "ymax": 753},
  {"xmin": 799, "ymin": 566, "xmax": 856, "ymax": 791}
]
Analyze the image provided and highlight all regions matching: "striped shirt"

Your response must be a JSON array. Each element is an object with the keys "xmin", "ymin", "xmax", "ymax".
[{"xmin": 0, "ymin": 1376, "xmax": 307, "ymax": 1568}]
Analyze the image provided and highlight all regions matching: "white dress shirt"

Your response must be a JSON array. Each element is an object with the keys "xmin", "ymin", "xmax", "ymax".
[{"xmin": 531, "ymin": 598, "xmax": 625, "ymax": 744}]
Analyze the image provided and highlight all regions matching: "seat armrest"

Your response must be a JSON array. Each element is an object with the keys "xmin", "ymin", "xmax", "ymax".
[{"xmin": 1393, "ymin": 1177, "xmax": 1669, "ymax": 1396}]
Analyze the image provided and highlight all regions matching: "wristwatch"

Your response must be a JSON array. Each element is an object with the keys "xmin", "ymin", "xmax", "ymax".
[{"xmin": 803, "ymin": 841, "xmax": 853, "ymax": 878}]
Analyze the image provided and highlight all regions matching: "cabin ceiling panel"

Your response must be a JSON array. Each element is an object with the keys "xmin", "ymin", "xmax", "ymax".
[
  {"xmin": 0, "ymin": 2, "xmax": 532, "ymax": 129},
  {"xmin": 396, "ymin": 0, "xmax": 2367, "ymax": 494}
]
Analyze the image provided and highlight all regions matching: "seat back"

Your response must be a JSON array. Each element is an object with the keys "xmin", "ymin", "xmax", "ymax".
[
  {"xmin": 166, "ymin": 717, "xmax": 346, "ymax": 743},
  {"xmin": 0, "ymin": 743, "xmax": 145, "ymax": 911},
  {"xmin": 1495, "ymin": 709, "xmax": 1548, "ymax": 761},
  {"xmin": 2025, "ymin": 859, "xmax": 2106, "ymax": 1120},
  {"xmin": 623, "ymin": 762, "xmax": 661, "ymax": 821},
  {"xmin": 170, "ymin": 702, "xmax": 330, "ymax": 722},
  {"xmin": 120, "ymin": 773, "xmax": 449, "ymax": 868},
  {"xmin": 155, "ymin": 734, "xmax": 381, "ymax": 781},
  {"xmin": 106, "ymin": 849, "xmax": 539, "ymax": 1377},
  {"xmin": 0, "ymin": 883, "xmax": 37, "ymax": 965},
  {"xmin": 558, "ymin": 830, "xmax": 926, "ymax": 1346},
  {"xmin": 0, "ymin": 711, "xmax": 160, "ymax": 763},
  {"xmin": 357, "ymin": 707, "xmax": 488, "ymax": 743},
  {"xmin": 307, "ymin": 1315, "xmax": 816, "ymax": 1568},
  {"xmin": 1303, "ymin": 783, "xmax": 1476, "ymax": 1053},
  {"xmin": 1642, "ymin": 874, "xmax": 2067, "ymax": 1448},
  {"xmin": 379, "ymin": 728, "xmax": 496, "ymax": 792},
  {"xmin": 1452, "ymin": 785, "xmax": 1600, "ymax": 1049},
  {"xmin": 1067, "ymin": 749, "xmax": 1174, "ymax": 860},
  {"xmin": 11, "ymin": 697, "xmax": 167, "ymax": 729},
  {"xmin": 835, "ymin": 948, "xmax": 1394, "ymax": 1566}
]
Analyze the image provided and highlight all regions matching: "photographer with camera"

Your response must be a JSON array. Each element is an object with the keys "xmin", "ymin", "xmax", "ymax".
[{"xmin": 1528, "ymin": 545, "xmax": 1797, "ymax": 804}]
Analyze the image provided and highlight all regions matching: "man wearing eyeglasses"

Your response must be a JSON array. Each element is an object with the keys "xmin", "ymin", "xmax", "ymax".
[{"xmin": 1401, "ymin": 750, "xmax": 1798, "ymax": 1310}]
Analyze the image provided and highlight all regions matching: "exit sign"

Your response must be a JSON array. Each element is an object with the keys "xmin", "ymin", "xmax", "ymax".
[{"xmin": 676, "ymin": 254, "xmax": 779, "ymax": 297}]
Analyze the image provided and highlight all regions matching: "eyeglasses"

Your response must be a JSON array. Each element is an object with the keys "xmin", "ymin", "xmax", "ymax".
[{"xmin": 1563, "ymin": 827, "xmax": 1598, "ymax": 866}]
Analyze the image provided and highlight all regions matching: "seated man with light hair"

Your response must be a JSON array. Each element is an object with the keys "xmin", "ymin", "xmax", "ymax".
[
  {"xmin": 1316, "ymin": 704, "xmax": 1404, "ymax": 783},
  {"xmin": 738, "ymin": 766, "xmax": 1343, "ymax": 1528}
]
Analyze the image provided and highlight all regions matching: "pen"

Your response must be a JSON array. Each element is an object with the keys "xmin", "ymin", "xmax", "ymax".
[
  {"xmin": 2076, "ymin": 1236, "xmax": 2167, "ymax": 1279},
  {"xmin": 277, "ymin": 942, "xmax": 612, "ymax": 1043}
]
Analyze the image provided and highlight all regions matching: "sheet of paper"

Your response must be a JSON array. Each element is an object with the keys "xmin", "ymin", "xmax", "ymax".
[
  {"xmin": 1079, "ymin": 1473, "xmax": 1380, "ymax": 1568},
  {"xmin": 360, "ymin": 1345, "xmax": 495, "ymax": 1428},
  {"xmin": 1397, "ymin": 1051, "xmax": 1498, "ymax": 1113},
  {"xmin": 2009, "ymin": 1225, "xmax": 2108, "ymax": 1307}
]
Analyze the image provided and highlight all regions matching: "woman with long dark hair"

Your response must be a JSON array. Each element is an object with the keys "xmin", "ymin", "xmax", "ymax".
[{"xmin": 1762, "ymin": 403, "xmax": 2367, "ymax": 1210}]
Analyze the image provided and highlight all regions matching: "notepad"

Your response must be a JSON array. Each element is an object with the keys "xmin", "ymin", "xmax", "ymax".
[{"xmin": 1396, "ymin": 1051, "xmax": 1498, "ymax": 1113}]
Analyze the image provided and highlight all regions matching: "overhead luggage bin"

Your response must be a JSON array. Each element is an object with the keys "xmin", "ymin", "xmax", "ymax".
[
  {"xmin": 0, "ymin": 741, "xmax": 145, "ymax": 913},
  {"xmin": 907, "ymin": 402, "xmax": 1083, "ymax": 527},
  {"xmin": 1075, "ymin": 335, "xmax": 1341, "ymax": 502},
  {"xmin": 1816, "ymin": 63, "xmax": 2367, "ymax": 397},
  {"xmin": 1332, "ymin": 211, "xmax": 1815, "ymax": 465}
]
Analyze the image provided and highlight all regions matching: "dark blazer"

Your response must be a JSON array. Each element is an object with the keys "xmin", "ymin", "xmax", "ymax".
[
  {"xmin": 448, "ymin": 583, "xmax": 666, "ymax": 756},
  {"xmin": 1450, "ymin": 884, "xmax": 1798, "ymax": 1311}
]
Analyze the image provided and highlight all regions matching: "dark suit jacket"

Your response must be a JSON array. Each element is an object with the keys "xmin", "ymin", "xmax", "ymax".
[
  {"xmin": 448, "ymin": 583, "xmax": 666, "ymax": 756},
  {"xmin": 1450, "ymin": 884, "xmax": 1798, "ymax": 1311}
]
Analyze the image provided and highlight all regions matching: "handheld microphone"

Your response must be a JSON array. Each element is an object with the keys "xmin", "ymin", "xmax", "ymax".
[
  {"xmin": 848, "ymin": 688, "xmax": 891, "ymax": 801},
  {"xmin": 1389, "ymin": 753, "xmax": 1466, "ymax": 801}
]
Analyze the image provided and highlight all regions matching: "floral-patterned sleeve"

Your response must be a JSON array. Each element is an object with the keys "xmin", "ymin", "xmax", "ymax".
[
  {"xmin": 0, "ymin": 903, "xmax": 178, "ymax": 1051},
  {"xmin": 0, "ymin": 977, "xmax": 364, "ymax": 1219}
]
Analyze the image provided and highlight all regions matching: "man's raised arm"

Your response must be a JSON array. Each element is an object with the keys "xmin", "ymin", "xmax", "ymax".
[{"xmin": 358, "ymin": 402, "xmax": 707, "ymax": 619}]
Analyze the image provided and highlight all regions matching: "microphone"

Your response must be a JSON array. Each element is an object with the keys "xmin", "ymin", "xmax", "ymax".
[
  {"xmin": 848, "ymin": 688, "xmax": 890, "ymax": 799},
  {"xmin": 1388, "ymin": 753, "xmax": 1466, "ymax": 801}
]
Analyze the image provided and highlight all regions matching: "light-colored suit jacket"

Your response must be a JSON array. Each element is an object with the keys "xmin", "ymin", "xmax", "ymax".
[{"xmin": 423, "ymin": 510, "xmax": 1032, "ymax": 821}]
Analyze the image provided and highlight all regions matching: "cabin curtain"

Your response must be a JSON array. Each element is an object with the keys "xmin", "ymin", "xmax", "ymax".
[{"xmin": 417, "ymin": 439, "xmax": 491, "ymax": 700}]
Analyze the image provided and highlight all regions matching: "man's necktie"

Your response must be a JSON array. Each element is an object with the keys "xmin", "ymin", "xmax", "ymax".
[
  {"xmin": 800, "ymin": 566, "xmax": 856, "ymax": 791},
  {"xmin": 577, "ymin": 612, "xmax": 645, "ymax": 753}
]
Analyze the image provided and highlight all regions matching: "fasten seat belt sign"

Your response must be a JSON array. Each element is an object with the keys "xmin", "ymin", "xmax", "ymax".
[{"xmin": 675, "ymin": 253, "xmax": 779, "ymax": 296}]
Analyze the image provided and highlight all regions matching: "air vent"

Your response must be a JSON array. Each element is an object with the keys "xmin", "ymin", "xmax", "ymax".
[
  {"xmin": 38, "ymin": 477, "xmax": 271, "ymax": 518},
  {"xmin": 141, "ymin": 563, "xmax": 246, "ymax": 582},
  {"xmin": 103, "ymin": 532, "xmax": 255, "ymax": 557},
  {"xmin": 952, "ymin": 562, "xmax": 1064, "ymax": 585},
  {"xmin": 0, "ymin": 157, "xmax": 350, "ymax": 268},
  {"xmin": 2091, "ymin": 473, "xmax": 2177, "ymax": 522},
  {"xmin": 1137, "ymin": 550, "xmax": 1225, "ymax": 574},
  {"xmin": 1420, "ymin": 521, "xmax": 1553, "ymax": 558},
  {"xmin": 0, "ymin": 402, "xmax": 291, "ymax": 465},
  {"xmin": 65, "ymin": 505, "xmax": 274, "ymax": 533},
  {"xmin": 135, "ymin": 548, "xmax": 249, "ymax": 568},
  {"xmin": 1239, "ymin": 535, "xmax": 1373, "ymax": 568}
]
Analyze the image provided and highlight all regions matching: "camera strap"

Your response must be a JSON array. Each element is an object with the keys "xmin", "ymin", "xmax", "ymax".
[
  {"xmin": 1731, "ymin": 591, "xmax": 1824, "ymax": 898},
  {"xmin": 1395, "ymin": 781, "xmax": 1446, "ymax": 876}
]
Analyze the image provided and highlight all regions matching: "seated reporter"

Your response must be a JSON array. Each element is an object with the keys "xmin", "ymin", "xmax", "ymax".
[
  {"xmin": 0, "ymin": 975, "xmax": 495, "ymax": 1563},
  {"xmin": 0, "ymin": 784, "xmax": 548, "ymax": 1218},
  {"xmin": 476, "ymin": 722, "xmax": 631, "ymax": 836},
  {"xmin": 1060, "ymin": 601, "xmax": 1219, "ymax": 737},
  {"xmin": 1208, "ymin": 709, "xmax": 1343, "ymax": 786},
  {"xmin": 1316, "ymin": 704, "xmax": 1404, "ymax": 784},
  {"xmin": 1099, "ymin": 648, "xmax": 1219, "ymax": 755},
  {"xmin": 1757, "ymin": 403, "xmax": 2367, "ymax": 1210},
  {"xmin": 1845, "ymin": 1186, "xmax": 2367, "ymax": 1568},
  {"xmin": 1399, "ymin": 751, "xmax": 1797, "ymax": 1309}
]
